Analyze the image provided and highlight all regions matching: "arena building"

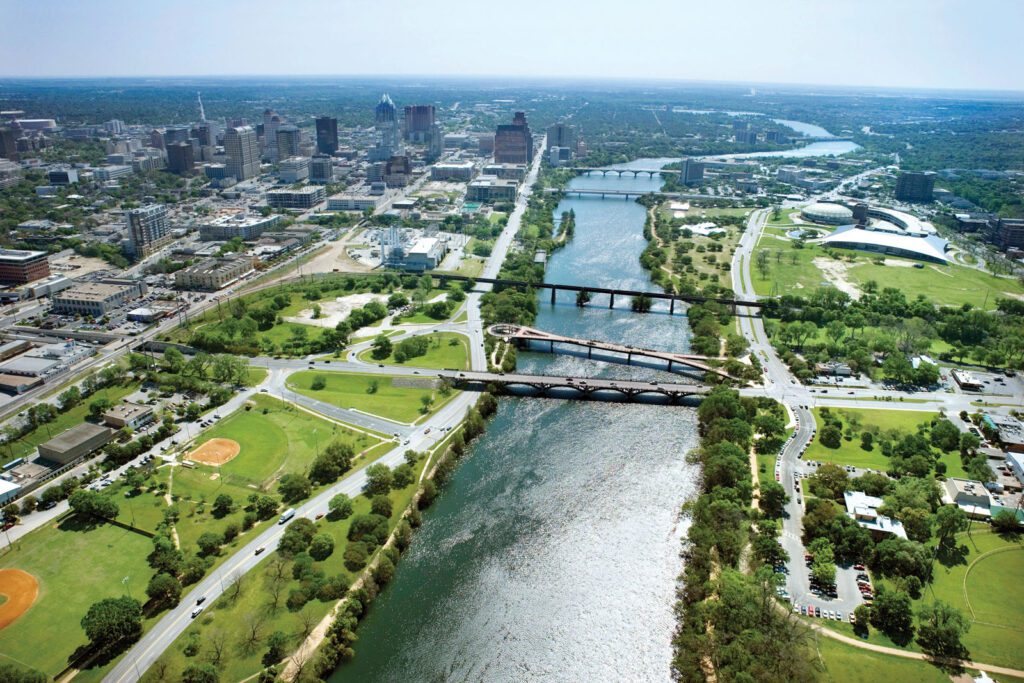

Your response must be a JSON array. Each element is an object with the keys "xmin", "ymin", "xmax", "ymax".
[{"xmin": 800, "ymin": 202, "xmax": 853, "ymax": 225}]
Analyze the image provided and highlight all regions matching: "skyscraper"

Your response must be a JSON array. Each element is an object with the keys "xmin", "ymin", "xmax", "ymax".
[
  {"xmin": 0, "ymin": 128, "xmax": 18, "ymax": 161},
  {"xmin": 494, "ymin": 111, "xmax": 533, "ymax": 164},
  {"xmin": 263, "ymin": 109, "xmax": 282, "ymax": 161},
  {"xmin": 403, "ymin": 105, "xmax": 435, "ymax": 141},
  {"xmin": 545, "ymin": 122, "xmax": 578, "ymax": 155},
  {"xmin": 224, "ymin": 126, "xmax": 260, "ymax": 180},
  {"xmin": 315, "ymin": 116, "xmax": 338, "ymax": 155},
  {"xmin": 895, "ymin": 172, "xmax": 935, "ymax": 202},
  {"xmin": 276, "ymin": 125, "xmax": 302, "ymax": 161},
  {"xmin": 126, "ymin": 204, "xmax": 171, "ymax": 258},
  {"xmin": 166, "ymin": 142, "xmax": 195, "ymax": 175},
  {"xmin": 371, "ymin": 94, "xmax": 401, "ymax": 161}
]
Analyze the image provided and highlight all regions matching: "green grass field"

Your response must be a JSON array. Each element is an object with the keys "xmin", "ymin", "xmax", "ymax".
[
  {"xmin": 845, "ymin": 260, "xmax": 1024, "ymax": 310},
  {"xmin": 2, "ymin": 382, "xmax": 138, "ymax": 468},
  {"xmin": 805, "ymin": 408, "xmax": 937, "ymax": 469},
  {"xmin": 356, "ymin": 332, "xmax": 469, "ymax": 371},
  {"xmin": 751, "ymin": 239, "xmax": 828, "ymax": 297},
  {"xmin": 243, "ymin": 366, "xmax": 268, "ymax": 387},
  {"xmin": 813, "ymin": 633, "xmax": 948, "ymax": 683},
  {"xmin": 288, "ymin": 371, "xmax": 458, "ymax": 423},
  {"xmin": 0, "ymin": 518, "xmax": 155, "ymax": 677}
]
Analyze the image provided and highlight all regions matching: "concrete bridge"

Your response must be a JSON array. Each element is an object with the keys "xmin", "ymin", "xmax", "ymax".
[
  {"xmin": 441, "ymin": 370, "xmax": 710, "ymax": 403},
  {"xmin": 566, "ymin": 167, "xmax": 681, "ymax": 178},
  {"xmin": 487, "ymin": 324, "xmax": 737, "ymax": 380},
  {"xmin": 554, "ymin": 188, "xmax": 719, "ymax": 201},
  {"xmin": 430, "ymin": 273, "xmax": 766, "ymax": 315}
]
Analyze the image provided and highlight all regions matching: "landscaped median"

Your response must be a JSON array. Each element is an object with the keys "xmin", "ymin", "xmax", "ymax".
[{"xmin": 287, "ymin": 370, "xmax": 460, "ymax": 424}]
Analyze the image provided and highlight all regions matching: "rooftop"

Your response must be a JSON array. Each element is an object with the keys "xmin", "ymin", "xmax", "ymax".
[
  {"xmin": 0, "ymin": 248, "xmax": 48, "ymax": 263},
  {"xmin": 844, "ymin": 491, "xmax": 908, "ymax": 539},
  {"xmin": 819, "ymin": 225, "xmax": 951, "ymax": 263},
  {"xmin": 39, "ymin": 422, "xmax": 111, "ymax": 453}
]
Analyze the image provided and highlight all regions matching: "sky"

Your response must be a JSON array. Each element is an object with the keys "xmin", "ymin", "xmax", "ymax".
[{"xmin": 1, "ymin": 0, "xmax": 1022, "ymax": 92}]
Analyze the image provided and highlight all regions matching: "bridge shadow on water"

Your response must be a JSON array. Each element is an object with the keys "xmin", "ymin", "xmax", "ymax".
[{"xmin": 518, "ymin": 341, "xmax": 710, "ymax": 383}]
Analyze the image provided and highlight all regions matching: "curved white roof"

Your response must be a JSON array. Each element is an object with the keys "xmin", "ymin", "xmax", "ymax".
[
  {"xmin": 802, "ymin": 202, "xmax": 853, "ymax": 224},
  {"xmin": 820, "ymin": 225, "xmax": 950, "ymax": 263}
]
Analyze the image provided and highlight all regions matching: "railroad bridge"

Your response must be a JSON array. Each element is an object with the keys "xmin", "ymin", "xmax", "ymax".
[{"xmin": 487, "ymin": 324, "xmax": 739, "ymax": 381}]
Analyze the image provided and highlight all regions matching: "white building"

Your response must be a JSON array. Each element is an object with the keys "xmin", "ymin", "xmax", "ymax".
[
  {"xmin": 279, "ymin": 156, "xmax": 310, "ymax": 183},
  {"xmin": 431, "ymin": 161, "xmax": 475, "ymax": 182},
  {"xmin": 398, "ymin": 237, "xmax": 446, "ymax": 272},
  {"xmin": 327, "ymin": 194, "xmax": 381, "ymax": 211},
  {"xmin": 844, "ymin": 491, "xmax": 908, "ymax": 539}
]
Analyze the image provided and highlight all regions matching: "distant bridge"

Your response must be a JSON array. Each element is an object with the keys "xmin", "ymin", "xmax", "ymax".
[
  {"xmin": 487, "ymin": 324, "xmax": 737, "ymax": 380},
  {"xmin": 554, "ymin": 188, "xmax": 719, "ymax": 201},
  {"xmin": 441, "ymin": 370, "xmax": 710, "ymax": 403},
  {"xmin": 566, "ymin": 167, "xmax": 681, "ymax": 178},
  {"xmin": 430, "ymin": 273, "xmax": 767, "ymax": 314}
]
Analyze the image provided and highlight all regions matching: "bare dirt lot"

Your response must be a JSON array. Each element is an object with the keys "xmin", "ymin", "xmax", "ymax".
[{"xmin": 285, "ymin": 292, "xmax": 388, "ymax": 329}]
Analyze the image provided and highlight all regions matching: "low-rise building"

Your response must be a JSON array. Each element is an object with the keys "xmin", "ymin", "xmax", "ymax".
[
  {"xmin": 844, "ymin": 491, "xmax": 908, "ymax": 540},
  {"xmin": 175, "ymin": 254, "xmax": 256, "ymax": 290},
  {"xmin": 37, "ymin": 422, "xmax": 114, "ymax": 465},
  {"xmin": 0, "ymin": 248, "xmax": 50, "ymax": 284},
  {"xmin": 951, "ymin": 369, "xmax": 984, "ymax": 391},
  {"xmin": 265, "ymin": 185, "xmax": 325, "ymax": 210},
  {"xmin": 92, "ymin": 165, "xmax": 133, "ymax": 181},
  {"xmin": 102, "ymin": 403, "xmax": 155, "ymax": 430},
  {"xmin": 0, "ymin": 480, "xmax": 21, "ymax": 506},
  {"xmin": 983, "ymin": 413, "xmax": 1024, "ymax": 453},
  {"xmin": 942, "ymin": 478, "xmax": 993, "ymax": 519},
  {"xmin": 327, "ymin": 193, "xmax": 381, "ymax": 211},
  {"xmin": 481, "ymin": 163, "xmax": 527, "ymax": 181},
  {"xmin": 199, "ymin": 213, "xmax": 281, "ymax": 241},
  {"xmin": 430, "ymin": 161, "xmax": 475, "ymax": 181},
  {"xmin": 52, "ymin": 279, "xmax": 147, "ymax": 317},
  {"xmin": 466, "ymin": 175, "xmax": 518, "ymax": 202}
]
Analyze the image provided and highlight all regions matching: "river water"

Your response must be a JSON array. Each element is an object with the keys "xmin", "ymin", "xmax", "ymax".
[{"xmin": 332, "ymin": 160, "xmax": 702, "ymax": 682}]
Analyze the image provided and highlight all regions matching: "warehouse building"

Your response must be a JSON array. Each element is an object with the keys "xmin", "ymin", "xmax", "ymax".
[
  {"xmin": 175, "ymin": 254, "xmax": 256, "ymax": 290},
  {"xmin": 37, "ymin": 423, "xmax": 114, "ymax": 465},
  {"xmin": 199, "ymin": 213, "xmax": 281, "ymax": 241},
  {"xmin": 102, "ymin": 403, "xmax": 155, "ymax": 430},
  {"xmin": 52, "ymin": 279, "xmax": 147, "ymax": 317}
]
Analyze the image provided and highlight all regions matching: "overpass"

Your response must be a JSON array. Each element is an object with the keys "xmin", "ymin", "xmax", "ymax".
[
  {"xmin": 488, "ymin": 324, "xmax": 736, "ymax": 380},
  {"xmin": 430, "ymin": 273, "xmax": 766, "ymax": 314},
  {"xmin": 441, "ymin": 370, "xmax": 710, "ymax": 402}
]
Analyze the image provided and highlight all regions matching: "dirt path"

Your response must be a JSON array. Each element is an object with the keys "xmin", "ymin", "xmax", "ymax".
[{"xmin": 812, "ymin": 257, "xmax": 862, "ymax": 300}]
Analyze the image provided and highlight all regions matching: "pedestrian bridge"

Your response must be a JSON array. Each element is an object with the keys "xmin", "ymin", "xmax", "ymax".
[{"xmin": 487, "ymin": 323, "xmax": 739, "ymax": 381}]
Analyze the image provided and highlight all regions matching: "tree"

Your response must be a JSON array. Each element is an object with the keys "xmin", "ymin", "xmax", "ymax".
[
  {"xmin": 328, "ymin": 493, "xmax": 354, "ymax": 520},
  {"xmin": 2, "ymin": 504, "xmax": 18, "ymax": 525},
  {"xmin": 309, "ymin": 533, "xmax": 335, "ymax": 561},
  {"xmin": 278, "ymin": 518, "xmax": 316, "ymax": 558},
  {"xmin": 58, "ymin": 386, "xmax": 82, "ymax": 411},
  {"xmin": 212, "ymin": 493, "xmax": 234, "ymax": 518},
  {"xmin": 263, "ymin": 631, "xmax": 289, "ymax": 667},
  {"xmin": 870, "ymin": 589, "xmax": 915, "ymax": 644},
  {"xmin": 181, "ymin": 664, "xmax": 219, "ymax": 683},
  {"xmin": 930, "ymin": 419, "xmax": 961, "ymax": 452},
  {"xmin": 916, "ymin": 601, "xmax": 971, "ymax": 662},
  {"xmin": 145, "ymin": 573, "xmax": 182, "ymax": 607},
  {"xmin": 196, "ymin": 531, "xmax": 223, "ymax": 556},
  {"xmin": 819, "ymin": 424, "xmax": 842, "ymax": 449},
  {"xmin": 185, "ymin": 402, "xmax": 202, "ymax": 422},
  {"xmin": 278, "ymin": 473, "xmax": 311, "ymax": 503},
  {"xmin": 992, "ymin": 509, "xmax": 1020, "ymax": 533},
  {"xmin": 249, "ymin": 493, "xmax": 279, "ymax": 520},
  {"xmin": 371, "ymin": 335, "xmax": 393, "ymax": 360},
  {"xmin": 370, "ymin": 495, "xmax": 393, "ymax": 518},
  {"xmin": 20, "ymin": 495, "xmax": 37, "ymax": 515},
  {"xmin": 860, "ymin": 431, "xmax": 874, "ymax": 451},
  {"xmin": 309, "ymin": 442, "xmax": 354, "ymax": 485},
  {"xmin": 934, "ymin": 506, "xmax": 968, "ymax": 550},
  {"xmin": 363, "ymin": 464, "xmax": 393, "ymax": 496},
  {"xmin": 853, "ymin": 604, "xmax": 871, "ymax": 636},
  {"xmin": 758, "ymin": 480, "xmax": 788, "ymax": 518},
  {"xmin": 347, "ymin": 514, "xmax": 389, "ymax": 547},
  {"xmin": 81, "ymin": 596, "xmax": 143, "ymax": 653},
  {"xmin": 808, "ymin": 463, "xmax": 849, "ymax": 500},
  {"xmin": 311, "ymin": 375, "xmax": 326, "ymax": 391},
  {"xmin": 0, "ymin": 663, "xmax": 47, "ymax": 683}
]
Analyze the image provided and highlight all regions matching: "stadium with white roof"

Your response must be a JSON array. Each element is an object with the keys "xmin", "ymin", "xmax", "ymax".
[{"xmin": 800, "ymin": 201, "xmax": 950, "ymax": 263}]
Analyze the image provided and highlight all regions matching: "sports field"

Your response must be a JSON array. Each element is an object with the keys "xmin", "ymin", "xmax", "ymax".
[{"xmin": 0, "ymin": 518, "xmax": 155, "ymax": 677}]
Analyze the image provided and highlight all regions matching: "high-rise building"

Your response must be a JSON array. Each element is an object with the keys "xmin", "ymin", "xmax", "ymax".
[
  {"xmin": 310, "ymin": 154, "xmax": 334, "ymax": 183},
  {"xmin": 403, "ymin": 105, "xmax": 435, "ymax": 141},
  {"xmin": 223, "ymin": 126, "xmax": 260, "ymax": 180},
  {"xmin": 0, "ymin": 128, "xmax": 18, "ymax": 160},
  {"xmin": 494, "ymin": 111, "xmax": 533, "ymax": 165},
  {"xmin": 263, "ymin": 109, "xmax": 282, "ymax": 161},
  {"xmin": 545, "ymin": 122, "xmax": 578, "ymax": 155},
  {"xmin": 163, "ymin": 127, "xmax": 191, "ymax": 146},
  {"xmin": 276, "ymin": 125, "xmax": 302, "ymax": 161},
  {"xmin": 681, "ymin": 159, "xmax": 705, "ymax": 185},
  {"xmin": 126, "ymin": 204, "xmax": 171, "ymax": 258},
  {"xmin": 279, "ymin": 156, "xmax": 310, "ymax": 183},
  {"xmin": 149, "ymin": 129, "xmax": 165, "ymax": 150},
  {"xmin": 426, "ymin": 123, "xmax": 444, "ymax": 161},
  {"xmin": 371, "ymin": 94, "xmax": 401, "ymax": 161},
  {"xmin": 103, "ymin": 119, "xmax": 125, "ymax": 135},
  {"xmin": 895, "ymin": 171, "xmax": 935, "ymax": 202},
  {"xmin": 166, "ymin": 142, "xmax": 195, "ymax": 175},
  {"xmin": 315, "ymin": 116, "xmax": 338, "ymax": 155}
]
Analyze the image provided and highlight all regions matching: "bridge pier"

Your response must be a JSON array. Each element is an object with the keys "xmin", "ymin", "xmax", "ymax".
[
  {"xmin": 668, "ymin": 359, "xmax": 673, "ymax": 372},
  {"xmin": 669, "ymin": 298, "xmax": 675, "ymax": 315},
  {"xmin": 550, "ymin": 288, "xmax": 556, "ymax": 305},
  {"xmin": 609, "ymin": 293, "xmax": 615, "ymax": 309}
]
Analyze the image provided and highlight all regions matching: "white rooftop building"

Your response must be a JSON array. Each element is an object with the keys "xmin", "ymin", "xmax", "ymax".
[{"xmin": 844, "ymin": 491, "xmax": 908, "ymax": 539}]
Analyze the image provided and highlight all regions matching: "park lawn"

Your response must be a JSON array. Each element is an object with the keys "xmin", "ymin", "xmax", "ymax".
[
  {"xmin": 936, "ymin": 449, "xmax": 971, "ymax": 479},
  {"xmin": 0, "ymin": 517, "xmax": 156, "ymax": 677},
  {"xmin": 751, "ymin": 239, "xmax": 828, "ymax": 297},
  {"xmin": 356, "ymin": 332, "xmax": 470, "ymax": 371},
  {"xmin": 452, "ymin": 308, "xmax": 469, "ymax": 323},
  {"xmin": 140, "ymin": 451, "xmax": 427, "ymax": 683},
  {"xmin": 2, "ymin": 382, "xmax": 138, "ymax": 468},
  {"xmin": 452, "ymin": 256, "xmax": 485, "ymax": 278},
  {"xmin": 181, "ymin": 394, "xmax": 387, "ymax": 492},
  {"xmin": 243, "ymin": 366, "xmax": 268, "ymax": 387},
  {"xmin": 756, "ymin": 451, "xmax": 776, "ymax": 486},
  {"xmin": 845, "ymin": 260, "xmax": 1024, "ymax": 310},
  {"xmin": 805, "ymin": 408, "xmax": 937, "ymax": 469},
  {"xmin": 813, "ymin": 632, "xmax": 948, "ymax": 683},
  {"xmin": 288, "ymin": 371, "xmax": 458, "ymax": 424}
]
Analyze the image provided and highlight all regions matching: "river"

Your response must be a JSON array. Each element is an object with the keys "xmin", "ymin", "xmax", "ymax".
[{"xmin": 331, "ymin": 160, "xmax": 702, "ymax": 682}]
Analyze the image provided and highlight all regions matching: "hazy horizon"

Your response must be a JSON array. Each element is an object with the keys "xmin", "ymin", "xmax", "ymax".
[{"xmin": 1, "ymin": 0, "xmax": 1022, "ymax": 92}]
